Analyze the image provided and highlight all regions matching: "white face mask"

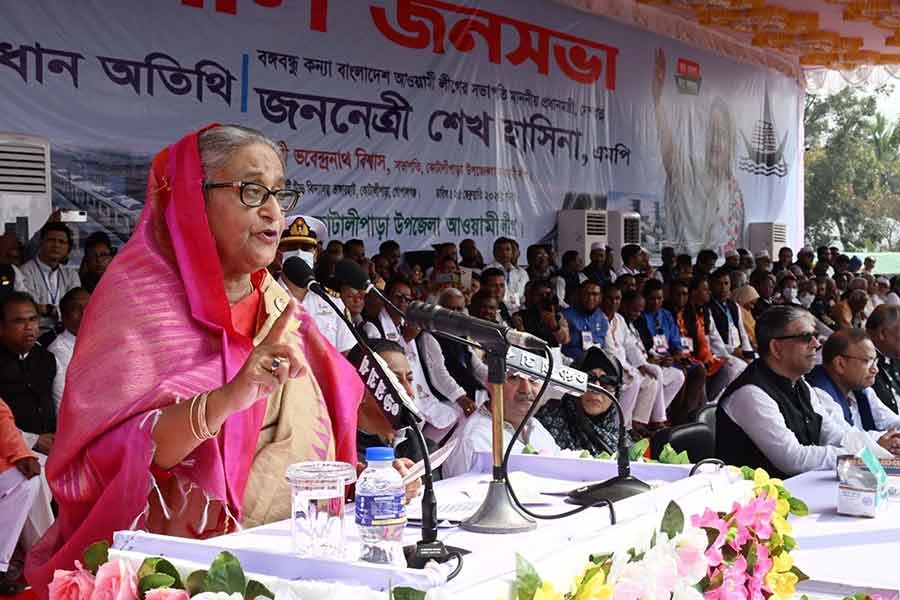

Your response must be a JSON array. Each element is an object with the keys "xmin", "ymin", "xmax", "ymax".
[
  {"xmin": 283, "ymin": 249, "xmax": 316, "ymax": 270},
  {"xmin": 798, "ymin": 292, "xmax": 814, "ymax": 307}
]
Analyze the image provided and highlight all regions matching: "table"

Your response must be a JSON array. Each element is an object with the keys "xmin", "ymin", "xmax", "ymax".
[
  {"xmin": 110, "ymin": 461, "xmax": 750, "ymax": 599},
  {"xmin": 785, "ymin": 470, "xmax": 900, "ymax": 593}
]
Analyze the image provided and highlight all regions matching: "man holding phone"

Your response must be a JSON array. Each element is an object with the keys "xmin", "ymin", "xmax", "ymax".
[{"xmin": 514, "ymin": 280, "xmax": 570, "ymax": 348}]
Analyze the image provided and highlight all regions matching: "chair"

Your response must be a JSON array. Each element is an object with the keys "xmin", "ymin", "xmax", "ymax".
[
  {"xmin": 695, "ymin": 403, "xmax": 717, "ymax": 442},
  {"xmin": 650, "ymin": 422, "xmax": 715, "ymax": 463}
]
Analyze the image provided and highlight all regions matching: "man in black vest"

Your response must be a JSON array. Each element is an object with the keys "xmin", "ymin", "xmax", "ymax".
[
  {"xmin": 867, "ymin": 305, "xmax": 900, "ymax": 415},
  {"xmin": 807, "ymin": 329, "xmax": 900, "ymax": 433},
  {"xmin": 716, "ymin": 305, "xmax": 900, "ymax": 478},
  {"xmin": 708, "ymin": 267, "xmax": 753, "ymax": 360},
  {"xmin": 0, "ymin": 292, "xmax": 56, "ymax": 455}
]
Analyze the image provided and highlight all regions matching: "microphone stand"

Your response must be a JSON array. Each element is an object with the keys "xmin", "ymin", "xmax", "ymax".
[
  {"xmin": 302, "ymin": 283, "xmax": 466, "ymax": 571},
  {"xmin": 460, "ymin": 336, "xmax": 536, "ymax": 533}
]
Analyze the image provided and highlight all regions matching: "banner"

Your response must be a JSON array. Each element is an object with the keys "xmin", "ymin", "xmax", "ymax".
[{"xmin": 0, "ymin": 0, "xmax": 804, "ymax": 255}]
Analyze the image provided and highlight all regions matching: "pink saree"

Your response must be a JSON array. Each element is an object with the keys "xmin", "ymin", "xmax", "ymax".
[{"xmin": 26, "ymin": 126, "xmax": 361, "ymax": 594}]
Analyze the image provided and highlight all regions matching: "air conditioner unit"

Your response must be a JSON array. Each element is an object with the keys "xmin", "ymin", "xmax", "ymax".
[
  {"xmin": 556, "ymin": 209, "xmax": 608, "ymax": 262},
  {"xmin": 608, "ymin": 211, "xmax": 642, "ymax": 271},
  {"xmin": 0, "ymin": 133, "xmax": 51, "ymax": 241},
  {"xmin": 748, "ymin": 222, "xmax": 788, "ymax": 260}
]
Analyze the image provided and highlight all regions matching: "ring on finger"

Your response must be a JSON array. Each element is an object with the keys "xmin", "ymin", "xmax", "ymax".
[{"xmin": 269, "ymin": 357, "xmax": 284, "ymax": 374}]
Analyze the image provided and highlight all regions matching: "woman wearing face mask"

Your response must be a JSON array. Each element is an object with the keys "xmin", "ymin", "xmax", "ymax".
[
  {"xmin": 774, "ymin": 271, "xmax": 800, "ymax": 306},
  {"xmin": 733, "ymin": 285, "xmax": 759, "ymax": 350}
]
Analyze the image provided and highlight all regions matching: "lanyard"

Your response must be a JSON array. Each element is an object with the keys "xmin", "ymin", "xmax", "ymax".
[
  {"xmin": 37, "ymin": 262, "xmax": 61, "ymax": 306},
  {"xmin": 713, "ymin": 300, "xmax": 734, "ymax": 327}
]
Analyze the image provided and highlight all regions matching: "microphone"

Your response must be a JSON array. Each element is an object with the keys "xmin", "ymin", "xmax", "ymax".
[
  {"xmin": 507, "ymin": 345, "xmax": 649, "ymax": 505},
  {"xmin": 281, "ymin": 257, "xmax": 423, "ymax": 427},
  {"xmin": 283, "ymin": 259, "xmax": 465, "ymax": 570},
  {"xmin": 406, "ymin": 301, "xmax": 546, "ymax": 351}
]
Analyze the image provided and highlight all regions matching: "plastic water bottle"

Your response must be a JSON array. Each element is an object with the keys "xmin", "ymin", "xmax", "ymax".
[{"xmin": 355, "ymin": 447, "xmax": 407, "ymax": 566}]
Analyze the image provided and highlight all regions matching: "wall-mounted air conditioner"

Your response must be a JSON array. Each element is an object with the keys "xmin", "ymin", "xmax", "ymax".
[
  {"xmin": 748, "ymin": 222, "xmax": 788, "ymax": 260},
  {"xmin": 557, "ymin": 209, "xmax": 608, "ymax": 262},
  {"xmin": 0, "ymin": 133, "xmax": 51, "ymax": 241},
  {"xmin": 608, "ymin": 211, "xmax": 642, "ymax": 271}
]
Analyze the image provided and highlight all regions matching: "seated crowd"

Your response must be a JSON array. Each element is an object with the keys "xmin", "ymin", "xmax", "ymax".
[{"xmin": 2, "ymin": 209, "xmax": 900, "ymax": 592}]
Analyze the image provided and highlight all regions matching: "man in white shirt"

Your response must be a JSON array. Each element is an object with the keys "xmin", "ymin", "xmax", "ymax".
[
  {"xmin": 443, "ymin": 372, "xmax": 559, "ymax": 478},
  {"xmin": 362, "ymin": 278, "xmax": 459, "ymax": 435},
  {"xmin": 277, "ymin": 216, "xmax": 356, "ymax": 354},
  {"xmin": 808, "ymin": 328, "xmax": 900, "ymax": 434},
  {"xmin": 487, "ymin": 237, "xmax": 528, "ymax": 313},
  {"xmin": 618, "ymin": 244, "xmax": 662, "ymax": 282},
  {"xmin": 48, "ymin": 287, "xmax": 90, "ymax": 412},
  {"xmin": 716, "ymin": 306, "xmax": 900, "ymax": 478},
  {"xmin": 19, "ymin": 223, "xmax": 80, "ymax": 335}
]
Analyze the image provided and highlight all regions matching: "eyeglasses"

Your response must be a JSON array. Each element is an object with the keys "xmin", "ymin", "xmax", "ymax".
[
  {"xmin": 841, "ymin": 354, "xmax": 878, "ymax": 369},
  {"xmin": 772, "ymin": 331, "xmax": 818, "ymax": 344},
  {"xmin": 392, "ymin": 293, "xmax": 413, "ymax": 304},
  {"xmin": 204, "ymin": 181, "xmax": 300, "ymax": 212}
]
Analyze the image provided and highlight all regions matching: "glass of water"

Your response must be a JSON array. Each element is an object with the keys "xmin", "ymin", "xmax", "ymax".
[{"xmin": 285, "ymin": 461, "xmax": 356, "ymax": 558}]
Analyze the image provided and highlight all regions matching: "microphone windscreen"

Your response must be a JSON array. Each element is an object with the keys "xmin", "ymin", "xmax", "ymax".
[
  {"xmin": 283, "ymin": 256, "xmax": 315, "ymax": 288},
  {"xmin": 334, "ymin": 259, "xmax": 371, "ymax": 290}
]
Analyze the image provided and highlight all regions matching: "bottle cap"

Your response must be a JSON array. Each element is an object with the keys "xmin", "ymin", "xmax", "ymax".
[{"xmin": 365, "ymin": 446, "xmax": 395, "ymax": 462}]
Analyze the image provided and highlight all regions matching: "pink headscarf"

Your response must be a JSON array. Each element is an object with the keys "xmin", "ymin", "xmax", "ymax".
[{"xmin": 26, "ymin": 125, "xmax": 361, "ymax": 594}]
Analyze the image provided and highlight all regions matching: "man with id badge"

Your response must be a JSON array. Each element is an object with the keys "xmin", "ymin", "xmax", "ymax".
[
  {"xmin": 19, "ymin": 224, "xmax": 80, "ymax": 336},
  {"xmin": 641, "ymin": 279, "xmax": 708, "ymax": 423},
  {"xmin": 708, "ymin": 268, "xmax": 754, "ymax": 360},
  {"xmin": 561, "ymin": 281, "xmax": 609, "ymax": 364}
]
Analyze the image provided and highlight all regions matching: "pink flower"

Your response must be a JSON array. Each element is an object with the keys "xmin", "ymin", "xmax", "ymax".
[
  {"xmin": 145, "ymin": 590, "xmax": 190, "ymax": 600},
  {"xmin": 89, "ymin": 559, "xmax": 138, "ymax": 600},
  {"xmin": 48, "ymin": 561, "xmax": 95, "ymax": 600},
  {"xmin": 731, "ymin": 496, "xmax": 775, "ymax": 541},
  {"xmin": 691, "ymin": 509, "xmax": 728, "ymax": 567},
  {"xmin": 704, "ymin": 557, "xmax": 749, "ymax": 600}
]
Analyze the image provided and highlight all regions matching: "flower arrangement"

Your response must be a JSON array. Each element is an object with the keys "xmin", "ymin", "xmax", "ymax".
[
  {"xmin": 512, "ymin": 467, "xmax": 815, "ymax": 600},
  {"xmin": 48, "ymin": 541, "xmax": 274, "ymax": 600}
]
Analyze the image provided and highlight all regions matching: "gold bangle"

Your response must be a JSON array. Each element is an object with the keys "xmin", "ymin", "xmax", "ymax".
[
  {"xmin": 188, "ymin": 395, "xmax": 205, "ymax": 442},
  {"xmin": 197, "ymin": 393, "xmax": 219, "ymax": 439}
]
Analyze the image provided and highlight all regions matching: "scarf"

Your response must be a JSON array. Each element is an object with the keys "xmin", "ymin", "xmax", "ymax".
[{"xmin": 26, "ymin": 126, "xmax": 360, "ymax": 594}]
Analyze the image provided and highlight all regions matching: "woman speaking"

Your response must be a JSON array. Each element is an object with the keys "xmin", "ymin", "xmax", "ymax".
[{"xmin": 26, "ymin": 125, "xmax": 364, "ymax": 592}]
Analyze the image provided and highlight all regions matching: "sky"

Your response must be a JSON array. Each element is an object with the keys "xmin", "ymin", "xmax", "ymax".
[{"xmin": 876, "ymin": 81, "xmax": 900, "ymax": 118}]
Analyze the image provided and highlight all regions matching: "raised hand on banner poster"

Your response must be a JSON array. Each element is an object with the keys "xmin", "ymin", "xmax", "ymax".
[{"xmin": 652, "ymin": 47, "xmax": 666, "ymax": 101}]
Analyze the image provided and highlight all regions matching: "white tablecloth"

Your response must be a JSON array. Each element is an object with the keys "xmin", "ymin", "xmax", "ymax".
[
  {"xmin": 785, "ymin": 470, "xmax": 900, "ymax": 593},
  {"xmin": 190, "ymin": 462, "xmax": 748, "ymax": 598}
]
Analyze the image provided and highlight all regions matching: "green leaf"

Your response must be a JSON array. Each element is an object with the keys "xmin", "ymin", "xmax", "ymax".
[
  {"xmin": 777, "ymin": 486, "xmax": 792, "ymax": 500},
  {"xmin": 589, "ymin": 552, "xmax": 613, "ymax": 565},
  {"xmin": 245, "ymin": 580, "xmax": 275, "ymax": 600},
  {"xmin": 204, "ymin": 552, "xmax": 246, "ymax": 595},
  {"xmin": 137, "ymin": 558, "xmax": 182, "ymax": 590},
  {"xmin": 629, "ymin": 438, "xmax": 650, "ymax": 461},
  {"xmin": 627, "ymin": 548, "xmax": 645, "ymax": 562},
  {"xmin": 790, "ymin": 565, "xmax": 810, "ymax": 583},
  {"xmin": 745, "ymin": 541, "xmax": 758, "ymax": 572},
  {"xmin": 782, "ymin": 535, "xmax": 797, "ymax": 553},
  {"xmin": 788, "ymin": 497, "xmax": 810, "ymax": 516},
  {"xmin": 706, "ymin": 568, "xmax": 724, "ymax": 591},
  {"xmin": 596, "ymin": 451, "xmax": 612, "ymax": 460},
  {"xmin": 660, "ymin": 501, "xmax": 685, "ymax": 539},
  {"xmin": 703, "ymin": 527, "xmax": 720, "ymax": 549},
  {"xmin": 513, "ymin": 554, "xmax": 542, "ymax": 600},
  {"xmin": 82, "ymin": 541, "xmax": 109, "ymax": 575},
  {"xmin": 522, "ymin": 444, "xmax": 538, "ymax": 455},
  {"xmin": 185, "ymin": 570, "xmax": 207, "ymax": 597},
  {"xmin": 138, "ymin": 574, "xmax": 176, "ymax": 600},
  {"xmin": 572, "ymin": 566, "xmax": 604, "ymax": 600},
  {"xmin": 740, "ymin": 466, "xmax": 755, "ymax": 481},
  {"xmin": 391, "ymin": 588, "xmax": 426, "ymax": 600},
  {"xmin": 650, "ymin": 529, "xmax": 657, "ymax": 548},
  {"xmin": 579, "ymin": 450, "xmax": 592, "ymax": 459}
]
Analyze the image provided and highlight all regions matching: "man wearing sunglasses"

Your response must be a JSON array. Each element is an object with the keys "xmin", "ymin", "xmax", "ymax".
[
  {"xmin": 807, "ymin": 329, "xmax": 900, "ymax": 435},
  {"xmin": 717, "ymin": 305, "xmax": 900, "ymax": 478}
]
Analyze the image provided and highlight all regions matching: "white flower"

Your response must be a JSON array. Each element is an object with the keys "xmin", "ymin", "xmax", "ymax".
[
  {"xmin": 671, "ymin": 527, "xmax": 711, "ymax": 585},
  {"xmin": 672, "ymin": 582, "xmax": 704, "ymax": 600},
  {"xmin": 191, "ymin": 593, "xmax": 243, "ymax": 600}
]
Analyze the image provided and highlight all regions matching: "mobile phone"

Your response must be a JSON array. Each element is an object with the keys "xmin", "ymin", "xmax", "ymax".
[{"xmin": 60, "ymin": 210, "xmax": 88, "ymax": 223}]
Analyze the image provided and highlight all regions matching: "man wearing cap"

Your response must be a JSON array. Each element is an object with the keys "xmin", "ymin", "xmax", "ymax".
[
  {"xmin": 582, "ymin": 242, "xmax": 615, "ymax": 286},
  {"xmin": 277, "ymin": 216, "xmax": 356, "ymax": 354},
  {"xmin": 753, "ymin": 250, "xmax": 772, "ymax": 273},
  {"xmin": 723, "ymin": 250, "xmax": 740, "ymax": 270},
  {"xmin": 773, "ymin": 270, "xmax": 800, "ymax": 306}
]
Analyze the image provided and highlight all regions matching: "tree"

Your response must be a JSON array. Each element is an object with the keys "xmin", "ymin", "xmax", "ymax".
[{"xmin": 804, "ymin": 86, "xmax": 900, "ymax": 250}]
